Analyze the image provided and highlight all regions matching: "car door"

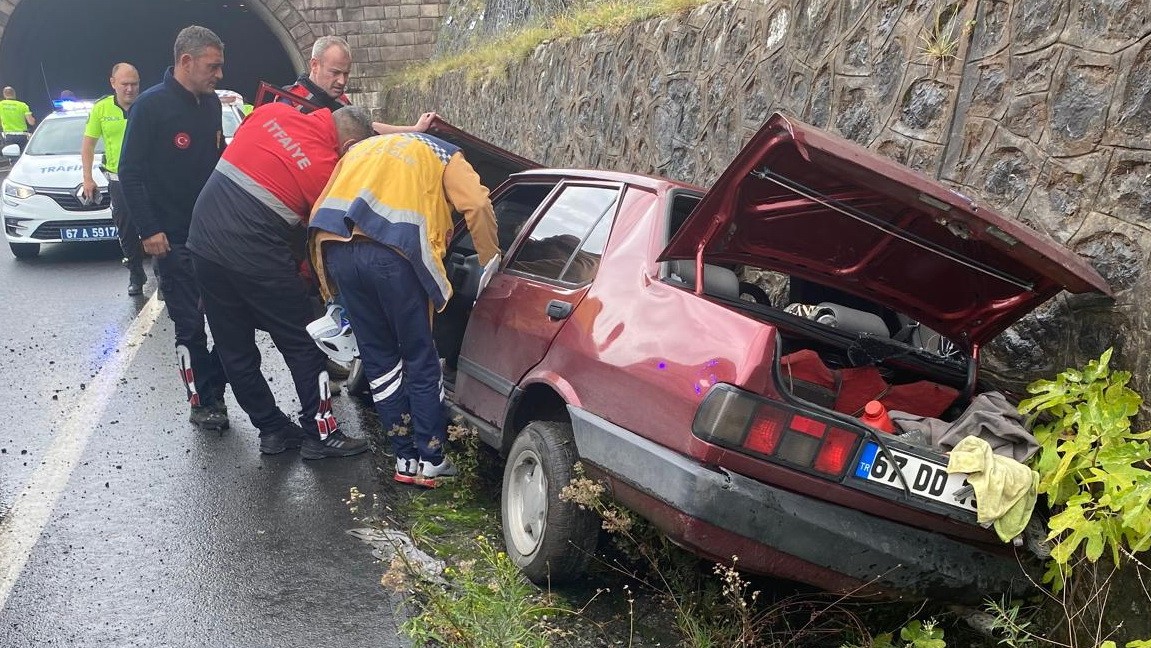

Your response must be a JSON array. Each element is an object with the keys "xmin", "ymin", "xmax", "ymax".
[{"xmin": 455, "ymin": 181, "xmax": 623, "ymax": 427}]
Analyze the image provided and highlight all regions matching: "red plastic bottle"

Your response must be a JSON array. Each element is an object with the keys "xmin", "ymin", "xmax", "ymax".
[{"xmin": 860, "ymin": 400, "xmax": 894, "ymax": 433}]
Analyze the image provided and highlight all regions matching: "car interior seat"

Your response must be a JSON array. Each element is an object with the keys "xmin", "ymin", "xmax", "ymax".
[{"xmin": 668, "ymin": 260, "xmax": 740, "ymax": 300}]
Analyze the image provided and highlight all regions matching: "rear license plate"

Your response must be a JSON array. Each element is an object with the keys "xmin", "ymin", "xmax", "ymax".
[
  {"xmin": 854, "ymin": 442, "xmax": 977, "ymax": 513},
  {"xmin": 61, "ymin": 226, "xmax": 118, "ymax": 241}
]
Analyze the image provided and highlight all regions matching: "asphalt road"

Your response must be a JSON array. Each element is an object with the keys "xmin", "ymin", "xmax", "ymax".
[{"xmin": 0, "ymin": 221, "xmax": 403, "ymax": 645}]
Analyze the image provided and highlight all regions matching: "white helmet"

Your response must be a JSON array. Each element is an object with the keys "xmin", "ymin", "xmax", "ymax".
[{"xmin": 306, "ymin": 304, "xmax": 359, "ymax": 363}]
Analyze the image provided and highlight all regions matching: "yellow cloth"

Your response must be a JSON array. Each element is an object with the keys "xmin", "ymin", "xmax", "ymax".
[{"xmin": 947, "ymin": 435, "xmax": 1039, "ymax": 542}]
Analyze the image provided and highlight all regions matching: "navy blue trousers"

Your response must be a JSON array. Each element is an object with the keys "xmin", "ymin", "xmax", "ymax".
[
  {"xmin": 154, "ymin": 244, "xmax": 226, "ymax": 407},
  {"xmin": 193, "ymin": 253, "xmax": 326, "ymax": 437},
  {"xmin": 324, "ymin": 241, "xmax": 446, "ymax": 462}
]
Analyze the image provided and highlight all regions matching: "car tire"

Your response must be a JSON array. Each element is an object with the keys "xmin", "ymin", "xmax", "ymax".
[
  {"xmin": 501, "ymin": 420, "xmax": 598, "ymax": 585},
  {"xmin": 345, "ymin": 358, "xmax": 369, "ymax": 400},
  {"xmin": 9, "ymin": 242, "xmax": 39, "ymax": 259},
  {"xmin": 738, "ymin": 281, "xmax": 770, "ymax": 304}
]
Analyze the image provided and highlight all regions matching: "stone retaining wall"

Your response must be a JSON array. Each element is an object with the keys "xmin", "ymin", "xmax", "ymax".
[{"xmin": 384, "ymin": 0, "xmax": 1151, "ymax": 396}]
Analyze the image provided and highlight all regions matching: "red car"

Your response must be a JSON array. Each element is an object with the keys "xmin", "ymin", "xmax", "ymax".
[{"xmin": 429, "ymin": 113, "xmax": 1111, "ymax": 601}]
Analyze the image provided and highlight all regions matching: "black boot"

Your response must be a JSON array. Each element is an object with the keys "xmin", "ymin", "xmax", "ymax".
[{"xmin": 127, "ymin": 265, "xmax": 146, "ymax": 296}]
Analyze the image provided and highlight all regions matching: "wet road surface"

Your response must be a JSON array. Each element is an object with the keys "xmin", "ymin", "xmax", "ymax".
[{"xmin": 0, "ymin": 236, "xmax": 403, "ymax": 646}]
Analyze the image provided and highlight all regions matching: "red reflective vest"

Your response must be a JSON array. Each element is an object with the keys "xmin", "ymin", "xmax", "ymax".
[{"xmin": 216, "ymin": 102, "xmax": 340, "ymax": 224}]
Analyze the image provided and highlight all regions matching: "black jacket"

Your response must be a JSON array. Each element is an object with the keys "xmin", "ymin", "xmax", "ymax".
[{"xmin": 119, "ymin": 67, "xmax": 223, "ymax": 245}]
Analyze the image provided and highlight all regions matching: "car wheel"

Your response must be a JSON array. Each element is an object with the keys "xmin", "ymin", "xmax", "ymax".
[
  {"xmin": 9, "ymin": 242, "xmax": 39, "ymax": 259},
  {"xmin": 502, "ymin": 420, "xmax": 598, "ymax": 584},
  {"xmin": 345, "ymin": 358, "xmax": 369, "ymax": 399},
  {"xmin": 738, "ymin": 281, "xmax": 770, "ymax": 304}
]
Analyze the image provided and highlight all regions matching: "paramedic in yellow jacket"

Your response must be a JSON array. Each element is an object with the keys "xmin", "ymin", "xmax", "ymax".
[{"xmin": 308, "ymin": 133, "xmax": 498, "ymax": 487}]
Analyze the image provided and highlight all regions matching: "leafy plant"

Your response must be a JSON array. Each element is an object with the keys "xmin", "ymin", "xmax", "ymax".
[{"xmin": 1018, "ymin": 348, "xmax": 1151, "ymax": 591}]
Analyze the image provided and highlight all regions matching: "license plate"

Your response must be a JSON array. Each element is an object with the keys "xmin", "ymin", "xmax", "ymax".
[
  {"xmin": 61, "ymin": 226, "xmax": 118, "ymax": 241},
  {"xmin": 854, "ymin": 442, "xmax": 977, "ymax": 513}
]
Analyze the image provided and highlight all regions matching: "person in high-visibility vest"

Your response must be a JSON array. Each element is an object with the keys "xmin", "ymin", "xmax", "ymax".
[
  {"xmin": 82, "ymin": 63, "xmax": 145, "ymax": 296},
  {"xmin": 0, "ymin": 86, "xmax": 36, "ymax": 150}
]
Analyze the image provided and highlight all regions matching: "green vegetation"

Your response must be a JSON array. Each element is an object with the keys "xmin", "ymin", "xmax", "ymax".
[
  {"xmin": 390, "ymin": 0, "xmax": 712, "ymax": 87},
  {"xmin": 1018, "ymin": 348, "xmax": 1151, "ymax": 592}
]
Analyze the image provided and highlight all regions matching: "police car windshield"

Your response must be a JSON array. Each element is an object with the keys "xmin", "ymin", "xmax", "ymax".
[{"xmin": 25, "ymin": 116, "xmax": 104, "ymax": 156}]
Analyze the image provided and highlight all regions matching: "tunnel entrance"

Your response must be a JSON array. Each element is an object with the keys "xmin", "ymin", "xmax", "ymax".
[{"xmin": 0, "ymin": 0, "xmax": 302, "ymax": 118}]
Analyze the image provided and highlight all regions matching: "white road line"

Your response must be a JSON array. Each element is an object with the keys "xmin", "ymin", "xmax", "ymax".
[{"xmin": 0, "ymin": 294, "xmax": 166, "ymax": 609}]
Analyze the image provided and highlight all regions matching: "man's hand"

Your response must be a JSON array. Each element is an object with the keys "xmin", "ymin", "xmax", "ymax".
[
  {"xmin": 414, "ymin": 112, "xmax": 437, "ymax": 132},
  {"xmin": 142, "ymin": 232, "xmax": 170, "ymax": 257},
  {"xmin": 81, "ymin": 178, "xmax": 98, "ymax": 202}
]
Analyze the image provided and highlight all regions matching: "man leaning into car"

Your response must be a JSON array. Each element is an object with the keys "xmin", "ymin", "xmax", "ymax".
[
  {"xmin": 186, "ymin": 102, "xmax": 375, "ymax": 460},
  {"xmin": 308, "ymin": 132, "xmax": 499, "ymax": 487},
  {"xmin": 119, "ymin": 26, "xmax": 230, "ymax": 431}
]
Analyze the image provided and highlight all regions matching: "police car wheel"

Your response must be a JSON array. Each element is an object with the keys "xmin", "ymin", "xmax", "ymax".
[{"xmin": 9, "ymin": 242, "xmax": 39, "ymax": 259}]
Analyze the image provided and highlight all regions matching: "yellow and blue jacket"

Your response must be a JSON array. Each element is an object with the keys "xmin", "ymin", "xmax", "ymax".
[{"xmin": 308, "ymin": 133, "xmax": 498, "ymax": 310}]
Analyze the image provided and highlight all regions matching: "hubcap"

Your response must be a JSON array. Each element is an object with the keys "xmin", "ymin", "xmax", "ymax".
[{"xmin": 507, "ymin": 448, "xmax": 548, "ymax": 557}]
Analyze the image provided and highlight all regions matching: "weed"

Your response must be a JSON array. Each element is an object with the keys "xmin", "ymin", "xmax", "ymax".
[
  {"xmin": 390, "ymin": 0, "xmax": 712, "ymax": 87},
  {"xmin": 916, "ymin": 3, "xmax": 975, "ymax": 75}
]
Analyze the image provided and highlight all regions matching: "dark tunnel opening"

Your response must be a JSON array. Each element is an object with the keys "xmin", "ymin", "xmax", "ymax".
[{"xmin": 0, "ymin": 0, "xmax": 300, "ymax": 119}]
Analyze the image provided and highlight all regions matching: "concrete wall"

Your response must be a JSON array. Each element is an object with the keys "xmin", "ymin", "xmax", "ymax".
[{"xmin": 384, "ymin": 0, "xmax": 1151, "ymax": 394}]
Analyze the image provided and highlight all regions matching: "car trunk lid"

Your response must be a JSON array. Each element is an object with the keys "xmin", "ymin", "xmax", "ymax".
[{"xmin": 660, "ymin": 112, "xmax": 1112, "ymax": 347}]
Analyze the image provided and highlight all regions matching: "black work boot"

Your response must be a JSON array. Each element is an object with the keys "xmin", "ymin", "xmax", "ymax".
[
  {"xmin": 190, "ymin": 403, "xmax": 230, "ymax": 430},
  {"xmin": 301, "ymin": 430, "xmax": 369, "ymax": 460},
  {"xmin": 127, "ymin": 267, "xmax": 146, "ymax": 296},
  {"xmin": 259, "ymin": 422, "xmax": 305, "ymax": 455}
]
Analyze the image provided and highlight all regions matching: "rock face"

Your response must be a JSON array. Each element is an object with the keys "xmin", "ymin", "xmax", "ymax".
[{"xmin": 385, "ymin": 0, "xmax": 1150, "ymax": 403}]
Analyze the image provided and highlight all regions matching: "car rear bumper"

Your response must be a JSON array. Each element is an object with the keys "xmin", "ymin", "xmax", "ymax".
[{"xmin": 568, "ymin": 405, "xmax": 1030, "ymax": 601}]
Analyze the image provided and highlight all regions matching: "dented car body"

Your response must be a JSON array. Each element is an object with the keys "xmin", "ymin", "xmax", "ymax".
[{"xmin": 429, "ymin": 113, "xmax": 1111, "ymax": 601}]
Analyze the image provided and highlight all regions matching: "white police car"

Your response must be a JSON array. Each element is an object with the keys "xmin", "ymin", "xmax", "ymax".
[{"xmin": 2, "ymin": 102, "xmax": 113, "ymax": 259}]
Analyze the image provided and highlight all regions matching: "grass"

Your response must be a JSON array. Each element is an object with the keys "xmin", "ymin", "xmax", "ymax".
[{"xmin": 389, "ymin": 0, "xmax": 714, "ymax": 87}]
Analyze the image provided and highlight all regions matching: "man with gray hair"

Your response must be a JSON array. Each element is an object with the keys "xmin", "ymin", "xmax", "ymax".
[
  {"xmin": 186, "ymin": 101, "xmax": 375, "ymax": 459},
  {"xmin": 120, "ymin": 25, "xmax": 230, "ymax": 431},
  {"xmin": 285, "ymin": 34, "xmax": 436, "ymax": 135}
]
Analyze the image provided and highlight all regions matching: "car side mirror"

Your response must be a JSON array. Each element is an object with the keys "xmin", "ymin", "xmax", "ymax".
[{"xmin": 1, "ymin": 144, "xmax": 20, "ymax": 157}]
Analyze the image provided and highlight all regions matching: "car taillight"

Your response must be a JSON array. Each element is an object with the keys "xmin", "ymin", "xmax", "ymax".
[
  {"xmin": 744, "ymin": 407, "xmax": 787, "ymax": 455},
  {"xmin": 814, "ymin": 427, "xmax": 858, "ymax": 475},
  {"xmin": 693, "ymin": 384, "xmax": 863, "ymax": 479}
]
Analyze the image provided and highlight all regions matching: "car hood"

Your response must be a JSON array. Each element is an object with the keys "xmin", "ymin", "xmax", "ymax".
[
  {"xmin": 660, "ymin": 113, "xmax": 1112, "ymax": 347},
  {"xmin": 425, "ymin": 117, "xmax": 541, "ymax": 191},
  {"xmin": 10, "ymin": 154, "xmax": 104, "ymax": 189}
]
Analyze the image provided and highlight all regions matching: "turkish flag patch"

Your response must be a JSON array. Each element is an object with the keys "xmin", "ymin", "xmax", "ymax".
[{"xmin": 173, "ymin": 132, "xmax": 191, "ymax": 149}]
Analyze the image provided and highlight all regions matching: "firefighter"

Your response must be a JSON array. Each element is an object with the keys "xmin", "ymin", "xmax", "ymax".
[
  {"xmin": 284, "ymin": 35, "xmax": 436, "ymax": 135},
  {"xmin": 186, "ymin": 101, "xmax": 375, "ymax": 459}
]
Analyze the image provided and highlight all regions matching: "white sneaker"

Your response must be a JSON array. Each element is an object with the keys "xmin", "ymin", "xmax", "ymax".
[
  {"xmin": 414, "ymin": 457, "xmax": 458, "ymax": 488},
  {"xmin": 394, "ymin": 458, "xmax": 418, "ymax": 485}
]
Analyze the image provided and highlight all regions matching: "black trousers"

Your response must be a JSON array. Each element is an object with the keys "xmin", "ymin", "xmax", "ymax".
[
  {"xmin": 193, "ymin": 252, "xmax": 326, "ymax": 437},
  {"xmin": 156, "ymin": 244, "xmax": 226, "ymax": 407},
  {"xmin": 106, "ymin": 179, "xmax": 144, "ymax": 273}
]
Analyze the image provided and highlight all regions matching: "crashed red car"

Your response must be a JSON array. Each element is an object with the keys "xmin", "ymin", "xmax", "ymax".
[{"xmin": 428, "ymin": 113, "xmax": 1111, "ymax": 600}]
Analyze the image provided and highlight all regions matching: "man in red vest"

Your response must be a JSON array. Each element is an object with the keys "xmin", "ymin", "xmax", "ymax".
[
  {"xmin": 285, "ymin": 35, "xmax": 436, "ymax": 135},
  {"xmin": 186, "ymin": 102, "xmax": 375, "ymax": 459}
]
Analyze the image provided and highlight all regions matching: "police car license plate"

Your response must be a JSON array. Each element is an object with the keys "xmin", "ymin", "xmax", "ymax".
[
  {"xmin": 854, "ymin": 442, "xmax": 977, "ymax": 513},
  {"xmin": 62, "ymin": 226, "xmax": 118, "ymax": 241}
]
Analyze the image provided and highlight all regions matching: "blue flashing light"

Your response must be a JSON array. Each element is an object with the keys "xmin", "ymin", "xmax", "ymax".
[{"xmin": 53, "ymin": 99, "xmax": 94, "ymax": 112}]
